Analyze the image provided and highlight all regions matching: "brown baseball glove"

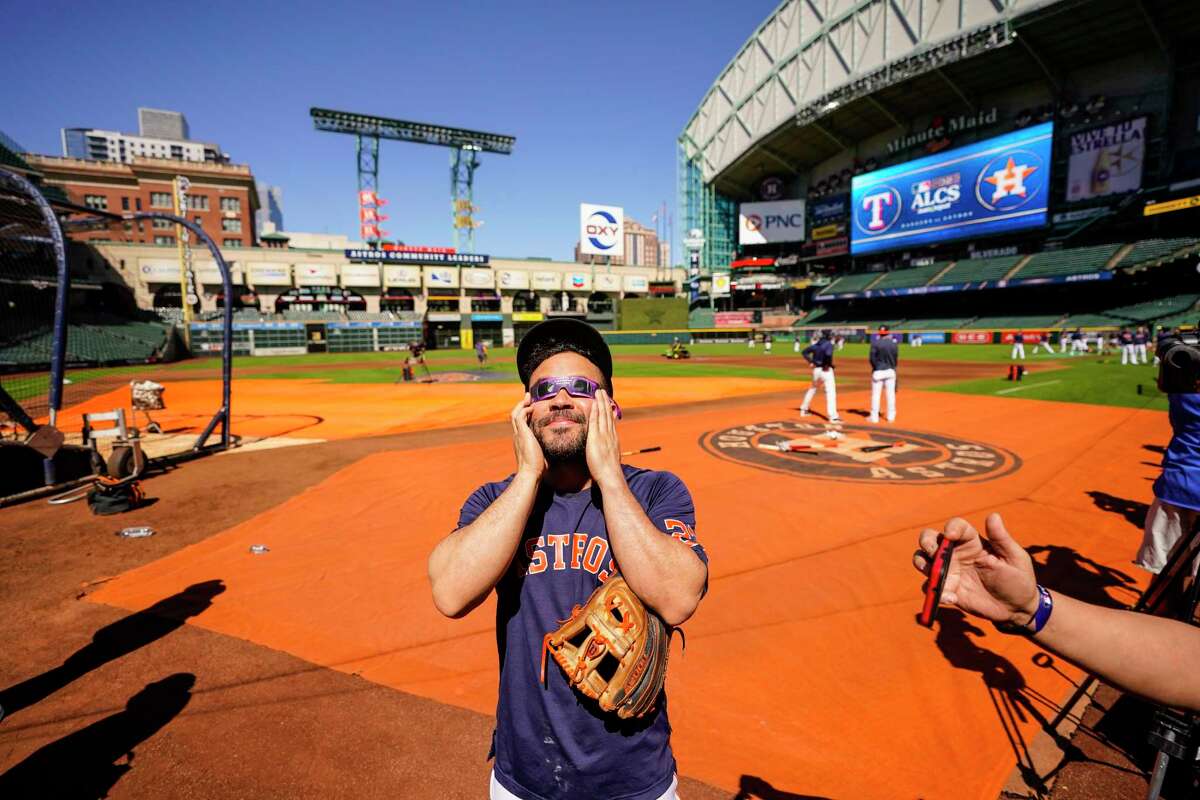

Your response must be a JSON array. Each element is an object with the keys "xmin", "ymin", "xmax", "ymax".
[{"xmin": 540, "ymin": 576, "xmax": 674, "ymax": 720}]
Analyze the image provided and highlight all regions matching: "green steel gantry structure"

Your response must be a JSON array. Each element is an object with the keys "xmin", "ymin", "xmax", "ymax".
[{"xmin": 310, "ymin": 108, "xmax": 516, "ymax": 251}]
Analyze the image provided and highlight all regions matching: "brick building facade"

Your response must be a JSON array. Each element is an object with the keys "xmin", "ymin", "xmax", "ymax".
[{"xmin": 24, "ymin": 154, "xmax": 259, "ymax": 249}]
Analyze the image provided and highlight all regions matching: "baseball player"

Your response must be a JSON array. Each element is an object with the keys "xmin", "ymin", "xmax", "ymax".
[
  {"xmin": 1070, "ymin": 329, "xmax": 1087, "ymax": 356},
  {"xmin": 1059, "ymin": 328, "xmax": 1071, "ymax": 354},
  {"xmin": 1120, "ymin": 327, "xmax": 1135, "ymax": 365},
  {"xmin": 800, "ymin": 329, "xmax": 840, "ymax": 423},
  {"xmin": 764, "ymin": 332, "xmax": 773, "ymax": 353},
  {"xmin": 1011, "ymin": 331, "xmax": 1026, "ymax": 360},
  {"xmin": 1034, "ymin": 334, "xmax": 1055, "ymax": 356},
  {"xmin": 868, "ymin": 325, "xmax": 898, "ymax": 423},
  {"xmin": 1135, "ymin": 326, "xmax": 1149, "ymax": 364},
  {"xmin": 429, "ymin": 319, "xmax": 707, "ymax": 800}
]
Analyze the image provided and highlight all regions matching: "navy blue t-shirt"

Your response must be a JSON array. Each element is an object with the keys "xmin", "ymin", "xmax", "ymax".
[
  {"xmin": 802, "ymin": 339, "xmax": 835, "ymax": 368},
  {"xmin": 457, "ymin": 465, "xmax": 707, "ymax": 800}
]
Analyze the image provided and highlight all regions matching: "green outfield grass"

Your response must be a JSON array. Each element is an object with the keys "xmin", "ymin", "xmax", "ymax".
[
  {"xmin": 5, "ymin": 342, "xmax": 1168, "ymax": 412},
  {"xmin": 930, "ymin": 358, "xmax": 1168, "ymax": 411}
]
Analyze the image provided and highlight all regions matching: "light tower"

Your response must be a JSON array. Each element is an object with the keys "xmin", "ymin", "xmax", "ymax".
[{"xmin": 310, "ymin": 108, "xmax": 516, "ymax": 251}]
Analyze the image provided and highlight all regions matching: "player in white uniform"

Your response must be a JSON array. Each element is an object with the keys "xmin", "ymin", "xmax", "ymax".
[
  {"xmin": 1010, "ymin": 331, "xmax": 1026, "ymax": 360},
  {"xmin": 799, "ymin": 330, "xmax": 840, "ymax": 423},
  {"xmin": 868, "ymin": 326, "xmax": 898, "ymax": 423},
  {"xmin": 1034, "ymin": 334, "xmax": 1055, "ymax": 356}
]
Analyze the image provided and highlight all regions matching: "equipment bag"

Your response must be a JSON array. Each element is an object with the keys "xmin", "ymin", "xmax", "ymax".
[{"xmin": 87, "ymin": 476, "xmax": 146, "ymax": 515}]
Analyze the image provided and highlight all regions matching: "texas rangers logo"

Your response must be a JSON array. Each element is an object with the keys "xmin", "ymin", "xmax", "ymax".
[
  {"xmin": 700, "ymin": 422, "xmax": 1020, "ymax": 484},
  {"xmin": 975, "ymin": 149, "xmax": 1045, "ymax": 212},
  {"xmin": 854, "ymin": 185, "xmax": 902, "ymax": 236}
]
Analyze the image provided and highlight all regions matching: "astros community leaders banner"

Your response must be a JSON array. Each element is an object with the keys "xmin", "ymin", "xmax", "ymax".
[
  {"xmin": 850, "ymin": 122, "xmax": 1053, "ymax": 255},
  {"xmin": 579, "ymin": 203, "xmax": 624, "ymax": 258},
  {"xmin": 738, "ymin": 199, "xmax": 806, "ymax": 245}
]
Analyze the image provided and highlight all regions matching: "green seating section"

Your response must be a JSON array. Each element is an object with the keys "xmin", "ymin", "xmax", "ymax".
[
  {"xmin": 1117, "ymin": 238, "xmax": 1200, "ymax": 270},
  {"xmin": 823, "ymin": 272, "xmax": 880, "ymax": 294},
  {"xmin": 1155, "ymin": 311, "xmax": 1200, "ymax": 330},
  {"xmin": 1102, "ymin": 294, "xmax": 1200, "ymax": 323},
  {"xmin": 1015, "ymin": 244, "xmax": 1122, "ymax": 279},
  {"xmin": 1057, "ymin": 313, "xmax": 1124, "ymax": 327},
  {"xmin": 870, "ymin": 262, "xmax": 951, "ymax": 290},
  {"xmin": 964, "ymin": 315, "xmax": 1064, "ymax": 329},
  {"xmin": 0, "ymin": 321, "xmax": 169, "ymax": 366},
  {"xmin": 932, "ymin": 256, "xmax": 1023, "ymax": 285},
  {"xmin": 898, "ymin": 318, "xmax": 975, "ymax": 330}
]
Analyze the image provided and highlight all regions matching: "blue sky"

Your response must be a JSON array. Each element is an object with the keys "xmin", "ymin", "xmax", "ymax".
[{"xmin": 3, "ymin": 0, "xmax": 778, "ymax": 261}]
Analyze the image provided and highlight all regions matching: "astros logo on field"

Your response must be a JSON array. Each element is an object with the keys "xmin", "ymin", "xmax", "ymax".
[{"xmin": 699, "ymin": 421, "xmax": 1020, "ymax": 484}]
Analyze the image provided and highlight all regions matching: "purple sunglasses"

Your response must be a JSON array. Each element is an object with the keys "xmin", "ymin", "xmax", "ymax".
[{"xmin": 530, "ymin": 375, "xmax": 621, "ymax": 419}]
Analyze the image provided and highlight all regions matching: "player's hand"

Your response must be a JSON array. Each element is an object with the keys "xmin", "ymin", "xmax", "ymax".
[
  {"xmin": 512, "ymin": 393, "xmax": 546, "ymax": 480},
  {"xmin": 912, "ymin": 513, "xmax": 1040, "ymax": 627},
  {"xmin": 586, "ymin": 389, "xmax": 624, "ymax": 490}
]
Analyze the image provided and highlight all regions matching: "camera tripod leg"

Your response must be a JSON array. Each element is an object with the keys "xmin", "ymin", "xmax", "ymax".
[{"xmin": 1145, "ymin": 749, "xmax": 1170, "ymax": 800}]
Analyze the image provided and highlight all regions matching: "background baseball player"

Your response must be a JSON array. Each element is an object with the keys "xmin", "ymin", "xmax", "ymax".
[
  {"xmin": 1120, "ymin": 327, "xmax": 1135, "ymax": 364},
  {"xmin": 800, "ymin": 329, "xmax": 840, "ymax": 423},
  {"xmin": 1034, "ymin": 334, "xmax": 1055, "ymax": 356},
  {"xmin": 1010, "ymin": 331, "xmax": 1026, "ymax": 360},
  {"xmin": 868, "ymin": 325, "xmax": 898, "ymax": 423},
  {"xmin": 428, "ymin": 318, "xmax": 707, "ymax": 800},
  {"xmin": 1135, "ymin": 326, "xmax": 1149, "ymax": 364}
]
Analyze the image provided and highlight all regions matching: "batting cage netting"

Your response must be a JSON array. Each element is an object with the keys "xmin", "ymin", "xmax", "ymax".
[{"xmin": 0, "ymin": 168, "xmax": 67, "ymax": 438}]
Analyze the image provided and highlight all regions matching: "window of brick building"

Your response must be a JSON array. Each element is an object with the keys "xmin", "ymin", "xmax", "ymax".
[
  {"xmin": 153, "ymin": 218, "xmax": 173, "ymax": 229},
  {"xmin": 186, "ymin": 195, "xmax": 209, "ymax": 211},
  {"xmin": 153, "ymin": 235, "xmax": 175, "ymax": 246},
  {"xmin": 223, "ymin": 239, "xmax": 243, "ymax": 248},
  {"xmin": 121, "ymin": 197, "xmax": 130, "ymax": 210},
  {"xmin": 222, "ymin": 218, "xmax": 242, "ymax": 233},
  {"xmin": 84, "ymin": 194, "xmax": 107, "ymax": 210},
  {"xmin": 150, "ymin": 192, "xmax": 171, "ymax": 208},
  {"xmin": 220, "ymin": 197, "xmax": 241, "ymax": 212}
]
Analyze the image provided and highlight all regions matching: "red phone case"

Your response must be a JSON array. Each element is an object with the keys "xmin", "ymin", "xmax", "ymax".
[{"xmin": 919, "ymin": 536, "xmax": 956, "ymax": 627}]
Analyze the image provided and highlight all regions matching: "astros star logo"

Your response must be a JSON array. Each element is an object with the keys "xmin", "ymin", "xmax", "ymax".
[{"xmin": 983, "ymin": 157, "xmax": 1038, "ymax": 201}]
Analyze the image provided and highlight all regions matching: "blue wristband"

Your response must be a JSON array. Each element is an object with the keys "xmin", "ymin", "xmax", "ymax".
[
  {"xmin": 1028, "ymin": 585, "xmax": 1053, "ymax": 634},
  {"xmin": 994, "ymin": 585, "xmax": 1053, "ymax": 636}
]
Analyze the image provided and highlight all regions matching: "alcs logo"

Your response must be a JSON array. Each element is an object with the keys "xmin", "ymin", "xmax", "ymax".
[
  {"xmin": 854, "ymin": 185, "xmax": 902, "ymax": 235},
  {"xmin": 586, "ymin": 210, "xmax": 621, "ymax": 251}
]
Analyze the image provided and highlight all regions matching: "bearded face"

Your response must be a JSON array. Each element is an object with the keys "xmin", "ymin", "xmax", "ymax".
[{"xmin": 526, "ymin": 351, "xmax": 606, "ymax": 466}]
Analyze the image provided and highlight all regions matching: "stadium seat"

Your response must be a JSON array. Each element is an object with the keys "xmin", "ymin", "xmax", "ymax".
[
  {"xmin": 965, "ymin": 315, "xmax": 1065, "ymax": 329},
  {"xmin": 897, "ymin": 317, "xmax": 975, "ymax": 330},
  {"xmin": 823, "ymin": 272, "xmax": 882, "ymax": 294},
  {"xmin": 1102, "ymin": 294, "xmax": 1200, "ymax": 323},
  {"xmin": 1116, "ymin": 237, "xmax": 1200, "ymax": 271},
  {"xmin": 1013, "ymin": 244, "xmax": 1122, "ymax": 279},
  {"xmin": 870, "ymin": 262, "xmax": 951, "ymax": 290},
  {"xmin": 932, "ymin": 256, "xmax": 1024, "ymax": 285}
]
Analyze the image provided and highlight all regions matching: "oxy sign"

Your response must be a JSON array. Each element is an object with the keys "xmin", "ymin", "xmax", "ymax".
[
  {"xmin": 739, "ymin": 200, "xmax": 806, "ymax": 245},
  {"xmin": 579, "ymin": 203, "xmax": 624, "ymax": 257}
]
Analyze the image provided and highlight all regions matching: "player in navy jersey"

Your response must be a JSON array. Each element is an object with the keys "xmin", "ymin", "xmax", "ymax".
[{"xmin": 428, "ymin": 318, "xmax": 708, "ymax": 800}]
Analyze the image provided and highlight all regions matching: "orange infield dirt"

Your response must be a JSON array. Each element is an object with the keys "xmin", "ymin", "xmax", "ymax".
[
  {"xmin": 45, "ymin": 376, "xmax": 803, "ymax": 442},
  {"xmin": 77, "ymin": 383, "xmax": 1168, "ymax": 800}
]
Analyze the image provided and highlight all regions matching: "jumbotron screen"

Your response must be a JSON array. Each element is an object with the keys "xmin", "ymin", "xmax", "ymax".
[{"xmin": 850, "ymin": 122, "xmax": 1053, "ymax": 256}]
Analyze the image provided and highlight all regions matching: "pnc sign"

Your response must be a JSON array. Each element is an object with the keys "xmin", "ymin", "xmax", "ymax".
[
  {"xmin": 738, "ymin": 199, "xmax": 806, "ymax": 245},
  {"xmin": 579, "ymin": 203, "xmax": 625, "ymax": 257}
]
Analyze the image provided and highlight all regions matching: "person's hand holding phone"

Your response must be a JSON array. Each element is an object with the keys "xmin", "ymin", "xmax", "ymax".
[{"xmin": 913, "ymin": 514, "xmax": 1040, "ymax": 629}]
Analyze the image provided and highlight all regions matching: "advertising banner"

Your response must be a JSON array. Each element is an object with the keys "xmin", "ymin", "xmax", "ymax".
[
  {"xmin": 851, "ymin": 122, "xmax": 1053, "ymax": 255},
  {"xmin": 809, "ymin": 195, "xmax": 848, "ymax": 223},
  {"xmin": 906, "ymin": 331, "xmax": 946, "ymax": 344},
  {"xmin": 340, "ymin": 264, "xmax": 381, "ymax": 287},
  {"xmin": 137, "ymin": 260, "xmax": 183, "ymax": 282},
  {"xmin": 812, "ymin": 223, "xmax": 842, "ymax": 241},
  {"xmin": 622, "ymin": 275, "xmax": 649, "ymax": 293},
  {"xmin": 512, "ymin": 312, "xmax": 544, "ymax": 322},
  {"xmin": 423, "ymin": 266, "xmax": 460, "ymax": 288},
  {"xmin": 194, "ymin": 261, "xmax": 242, "ymax": 285},
  {"xmin": 711, "ymin": 273, "xmax": 731, "ymax": 296},
  {"xmin": 461, "ymin": 268, "xmax": 495, "ymax": 289},
  {"xmin": 594, "ymin": 273, "xmax": 621, "ymax": 292},
  {"xmin": 383, "ymin": 265, "xmax": 422, "ymax": 287},
  {"xmin": 951, "ymin": 331, "xmax": 992, "ymax": 344},
  {"xmin": 496, "ymin": 269, "xmax": 529, "ymax": 290},
  {"xmin": 1144, "ymin": 194, "xmax": 1200, "ymax": 217},
  {"xmin": 1066, "ymin": 117, "xmax": 1146, "ymax": 202},
  {"xmin": 296, "ymin": 263, "xmax": 338, "ymax": 286},
  {"xmin": 738, "ymin": 199, "xmax": 806, "ymax": 245},
  {"xmin": 714, "ymin": 311, "xmax": 754, "ymax": 327},
  {"xmin": 565, "ymin": 272, "xmax": 592, "ymax": 291},
  {"xmin": 345, "ymin": 249, "xmax": 488, "ymax": 265},
  {"xmin": 579, "ymin": 203, "xmax": 624, "ymax": 257},
  {"xmin": 531, "ymin": 271, "xmax": 561, "ymax": 290},
  {"xmin": 1001, "ymin": 331, "xmax": 1048, "ymax": 344},
  {"xmin": 248, "ymin": 264, "xmax": 292, "ymax": 286}
]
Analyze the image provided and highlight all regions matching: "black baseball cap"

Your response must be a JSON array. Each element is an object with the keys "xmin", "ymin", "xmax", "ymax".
[{"xmin": 516, "ymin": 318, "xmax": 613, "ymax": 388}]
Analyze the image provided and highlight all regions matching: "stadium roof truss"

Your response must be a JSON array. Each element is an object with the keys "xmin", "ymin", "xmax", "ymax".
[{"xmin": 677, "ymin": 0, "xmax": 1199, "ymax": 269}]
